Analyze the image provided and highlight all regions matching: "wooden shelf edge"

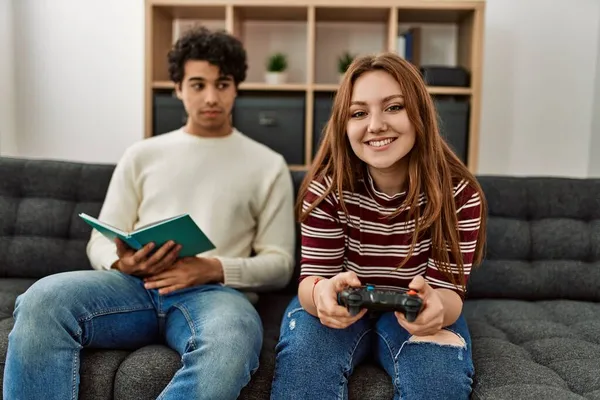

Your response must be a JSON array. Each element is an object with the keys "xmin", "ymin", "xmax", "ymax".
[
  {"xmin": 148, "ymin": 0, "xmax": 485, "ymax": 6},
  {"xmin": 153, "ymin": 81, "xmax": 175, "ymax": 89},
  {"xmin": 240, "ymin": 82, "xmax": 308, "ymax": 91},
  {"xmin": 289, "ymin": 164, "xmax": 309, "ymax": 171},
  {"xmin": 314, "ymin": 83, "xmax": 472, "ymax": 95},
  {"xmin": 428, "ymin": 86, "xmax": 472, "ymax": 95},
  {"xmin": 152, "ymin": 81, "xmax": 309, "ymax": 91}
]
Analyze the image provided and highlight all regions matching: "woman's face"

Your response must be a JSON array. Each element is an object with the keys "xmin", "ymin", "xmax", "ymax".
[{"xmin": 346, "ymin": 70, "xmax": 416, "ymax": 173}]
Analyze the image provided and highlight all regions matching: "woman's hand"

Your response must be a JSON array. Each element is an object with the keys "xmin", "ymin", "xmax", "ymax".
[
  {"xmin": 313, "ymin": 272, "xmax": 368, "ymax": 329},
  {"xmin": 395, "ymin": 275, "xmax": 445, "ymax": 336}
]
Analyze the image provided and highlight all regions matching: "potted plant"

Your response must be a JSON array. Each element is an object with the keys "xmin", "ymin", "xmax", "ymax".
[
  {"xmin": 337, "ymin": 51, "xmax": 355, "ymax": 82},
  {"xmin": 265, "ymin": 52, "xmax": 288, "ymax": 85}
]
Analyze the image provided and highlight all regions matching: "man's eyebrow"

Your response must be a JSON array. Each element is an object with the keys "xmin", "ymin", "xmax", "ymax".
[
  {"xmin": 187, "ymin": 76, "xmax": 233, "ymax": 82},
  {"xmin": 350, "ymin": 94, "xmax": 404, "ymax": 105}
]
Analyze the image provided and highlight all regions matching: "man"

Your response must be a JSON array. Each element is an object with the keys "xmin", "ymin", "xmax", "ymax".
[{"xmin": 3, "ymin": 27, "xmax": 295, "ymax": 399}]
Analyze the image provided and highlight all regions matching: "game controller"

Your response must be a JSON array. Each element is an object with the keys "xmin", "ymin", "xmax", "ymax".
[{"xmin": 337, "ymin": 284, "xmax": 424, "ymax": 322}]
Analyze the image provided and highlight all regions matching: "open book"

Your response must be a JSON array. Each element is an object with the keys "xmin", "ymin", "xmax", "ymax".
[{"xmin": 79, "ymin": 213, "xmax": 216, "ymax": 257}]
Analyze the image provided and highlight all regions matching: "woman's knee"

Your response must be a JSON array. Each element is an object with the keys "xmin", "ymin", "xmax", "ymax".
[
  {"xmin": 394, "ymin": 329, "xmax": 473, "ymax": 400},
  {"xmin": 408, "ymin": 329, "xmax": 467, "ymax": 347},
  {"xmin": 274, "ymin": 301, "xmax": 371, "ymax": 373}
]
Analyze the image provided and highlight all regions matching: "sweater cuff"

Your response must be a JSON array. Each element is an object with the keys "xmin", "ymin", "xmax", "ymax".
[
  {"xmin": 99, "ymin": 252, "xmax": 120, "ymax": 271},
  {"xmin": 215, "ymin": 256, "xmax": 244, "ymax": 287}
]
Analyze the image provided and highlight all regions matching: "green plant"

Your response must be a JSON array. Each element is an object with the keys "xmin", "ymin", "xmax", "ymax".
[
  {"xmin": 338, "ymin": 51, "xmax": 355, "ymax": 74},
  {"xmin": 266, "ymin": 52, "xmax": 287, "ymax": 72}
]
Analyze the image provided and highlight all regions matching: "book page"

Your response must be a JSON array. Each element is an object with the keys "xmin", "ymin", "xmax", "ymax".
[
  {"xmin": 133, "ymin": 214, "xmax": 185, "ymax": 233},
  {"xmin": 79, "ymin": 213, "xmax": 129, "ymax": 236}
]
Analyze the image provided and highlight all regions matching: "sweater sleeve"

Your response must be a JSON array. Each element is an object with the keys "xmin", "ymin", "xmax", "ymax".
[
  {"xmin": 425, "ymin": 181, "xmax": 482, "ymax": 296},
  {"xmin": 214, "ymin": 158, "xmax": 296, "ymax": 291},
  {"xmin": 86, "ymin": 148, "xmax": 141, "ymax": 270},
  {"xmin": 298, "ymin": 177, "xmax": 346, "ymax": 281}
]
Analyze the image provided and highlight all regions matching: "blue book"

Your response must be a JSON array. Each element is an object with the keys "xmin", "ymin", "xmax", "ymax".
[{"xmin": 79, "ymin": 213, "xmax": 216, "ymax": 257}]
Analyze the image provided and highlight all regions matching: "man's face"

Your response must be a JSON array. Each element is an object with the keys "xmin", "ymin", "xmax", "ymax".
[{"xmin": 175, "ymin": 60, "xmax": 237, "ymax": 137}]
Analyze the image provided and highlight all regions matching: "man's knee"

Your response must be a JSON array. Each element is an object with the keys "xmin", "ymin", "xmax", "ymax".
[
  {"xmin": 408, "ymin": 329, "xmax": 466, "ymax": 348},
  {"xmin": 15, "ymin": 276, "xmax": 62, "ymax": 319}
]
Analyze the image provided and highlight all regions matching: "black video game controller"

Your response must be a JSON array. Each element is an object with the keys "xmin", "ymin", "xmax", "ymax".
[{"xmin": 337, "ymin": 284, "xmax": 424, "ymax": 322}]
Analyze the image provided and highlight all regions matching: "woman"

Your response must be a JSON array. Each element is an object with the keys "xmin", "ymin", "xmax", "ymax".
[{"xmin": 270, "ymin": 52, "xmax": 487, "ymax": 400}]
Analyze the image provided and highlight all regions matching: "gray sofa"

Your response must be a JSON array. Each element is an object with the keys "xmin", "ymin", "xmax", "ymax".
[{"xmin": 0, "ymin": 156, "xmax": 599, "ymax": 399}]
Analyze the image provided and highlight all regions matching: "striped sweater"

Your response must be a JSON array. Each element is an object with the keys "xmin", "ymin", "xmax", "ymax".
[{"xmin": 299, "ymin": 172, "xmax": 482, "ymax": 296}]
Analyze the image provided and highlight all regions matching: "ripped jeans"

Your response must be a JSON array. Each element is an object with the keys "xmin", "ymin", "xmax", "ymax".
[{"xmin": 271, "ymin": 296, "xmax": 474, "ymax": 400}]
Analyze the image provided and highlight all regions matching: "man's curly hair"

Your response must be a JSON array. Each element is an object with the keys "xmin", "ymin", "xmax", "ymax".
[{"xmin": 167, "ymin": 26, "xmax": 247, "ymax": 85}]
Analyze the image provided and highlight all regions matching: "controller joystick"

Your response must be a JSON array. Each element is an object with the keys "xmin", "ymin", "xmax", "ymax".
[{"xmin": 337, "ymin": 284, "xmax": 424, "ymax": 322}]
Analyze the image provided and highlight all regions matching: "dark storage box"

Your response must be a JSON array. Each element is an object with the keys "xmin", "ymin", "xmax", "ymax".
[
  {"xmin": 421, "ymin": 66, "xmax": 470, "ymax": 87},
  {"xmin": 233, "ymin": 93, "xmax": 306, "ymax": 165},
  {"xmin": 313, "ymin": 92, "xmax": 335, "ymax": 157},
  {"xmin": 434, "ymin": 98, "xmax": 470, "ymax": 163},
  {"xmin": 153, "ymin": 92, "xmax": 187, "ymax": 136}
]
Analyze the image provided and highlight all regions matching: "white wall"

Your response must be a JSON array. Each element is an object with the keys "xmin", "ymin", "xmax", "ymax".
[
  {"xmin": 589, "ymin": 5, "xmax": 600, "ymax": 178},
  {"xmin": 12, "ymin": 0, "xmax": 144, "ymax": 164},
  {"xmin": 477, "ymin": 0, "xmax": 600, "ymax": 177},
  {"xmin": 0, "ymin": 0, "xmax": 17, "ymax": 156},
  {"xmin": 5, "ymin": 0, "xmax": 600, "ymax": 177}
]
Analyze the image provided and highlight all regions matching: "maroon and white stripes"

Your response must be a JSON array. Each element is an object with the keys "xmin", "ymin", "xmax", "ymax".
[{"xmin": 299, "ymin": 173, "xmax": 482, "ymax": 295}]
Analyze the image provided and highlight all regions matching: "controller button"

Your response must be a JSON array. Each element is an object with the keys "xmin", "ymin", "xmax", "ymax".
[
  {"xmin": 366, "ymin": 285, "xmax": 374, "ymax": 291},
  {"xmin": 349, "ymin": 293, "xmax": 362, "ymax": 301},
  {"xmin": 407, "ymin": 290, "xmax": 417, "ymax": 296}
]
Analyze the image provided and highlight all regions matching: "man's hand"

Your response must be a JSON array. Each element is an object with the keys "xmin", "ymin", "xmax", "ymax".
[
  {"xmin": 112, "ymin": 238, "xmax": 181, "ymax": 277},
  {"xmin": 395, "ymin": 275, "xmax": 445, "ymax": 336},
  {"xmin": 143, "ymin": 257, "xmax": 224, "ymax": 295},
  {"xmin": 313, "ymin": 271, "xmax": 367, "ymax": 329}
]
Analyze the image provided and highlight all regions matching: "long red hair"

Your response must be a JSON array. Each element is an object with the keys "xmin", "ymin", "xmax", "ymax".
[{"xmin": 297, "ymin": 52, "xmax": 487, "ymax": 293}]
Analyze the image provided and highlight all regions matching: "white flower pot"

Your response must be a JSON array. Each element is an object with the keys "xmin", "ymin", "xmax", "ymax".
[{"xmin": 265, "ymin": 72, "xmax": 287, "ymax": 85}]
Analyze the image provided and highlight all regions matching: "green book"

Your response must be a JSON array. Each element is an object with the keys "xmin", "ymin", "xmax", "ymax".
[{"xmin": 79, "ymin": 213, "xmax": 216, "ymax": 257}]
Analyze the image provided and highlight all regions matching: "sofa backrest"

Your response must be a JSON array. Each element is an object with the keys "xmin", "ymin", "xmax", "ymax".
[
  {"xmin": 467, "ymin": 176, "xmax": 600, "ymax": 301},
  {"xmin": 2, "ymin": 157, "xmax": 598, "ymax": 301},
  {"xmin": 288, "ymin": 173, "xmax": 600, "ymax": 300},
  {"xmin": 0, "ymin": 157, "xmax": 114, "ymax": 278}
]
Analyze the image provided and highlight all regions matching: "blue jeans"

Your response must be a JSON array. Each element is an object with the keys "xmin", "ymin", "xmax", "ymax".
[
  {"xmin": 271, "ymin": 296, "xmax": 474, "ymax": 400},
  {"xmin": 3, "ymin": 270, "xmax": 263, "ymax": 400}
]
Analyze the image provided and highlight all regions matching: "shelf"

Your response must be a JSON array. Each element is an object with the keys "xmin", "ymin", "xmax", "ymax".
[
  {"xmin": 315, "ymin": 6, "xmax": 390, "ymax": 22},
  {"xmin": 289, "ymin": 164, "xmax": 309, "ymax": 171},
  {"xmin": 395, "ymin": 4, "xmax": 480, "ymax": 73},
  {"xmin": 146, "ymin": 0, "xmax": 486, "ymax": 172},
  {"xmin": 156, "ymin": 5, "xmax": 226, "ymax": 20},
  {"xmin": 313, "ymin": 84, "xmax": 340, "ymax": 91},
  {"xmin": 152, "ymin": 81, "xmax": 307, "ymax": 91},
  {"xmin": 233, "ymin": 5, "xmax": 308, "ymax": 85},
  {"xmin": 397, "ymin": 7, "xmax": 475, "ymax": 24},
  {"xmin": 152, "ymin": 81, "xmax": 175, "ymax": 89},
  {"xmin": 314, "ymin": 6, "xmax": 391, "ymax": 85},
  {"xmin": 240, "ymin": 83, "xmax": 307, "ymax": 91},
  {"xmin": 150, "ymin": 5, "xmax": 228, "ymax": 82},
  {"xmin": 234, "ymin": 5, "xmax": 307, "ymax": 21},
  {"xmin": 314, "ymin": 83, "xmax": 472, "ymax": 95},
  {"xmin": 428, "ymin": 86, "xmax": 472, "ymax": 95}
]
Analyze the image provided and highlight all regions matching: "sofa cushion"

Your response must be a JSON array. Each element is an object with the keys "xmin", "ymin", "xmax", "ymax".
[
  {"xmin": 468, "ymin": 177, "xmax": 600, "ymax": 301},
  {"xmin": 0, "ymin": 158, "xmax": 114, "ymax": 279},
  {"xmin": 464, "ymin": 299, "xmax": 600, "ymax": 399},
  {"xmin": 112, "ymin": 345, "xmax": 180, "ymax": 400}
]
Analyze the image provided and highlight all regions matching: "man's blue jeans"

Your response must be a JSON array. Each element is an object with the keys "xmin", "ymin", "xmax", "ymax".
[
  {"xmin": 3, "ymin": 270, "xmax": 263, "ymax": 400},
  {"xmin": 271, "ymin": 296, "xmax": 474, "ymax": 400}
]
